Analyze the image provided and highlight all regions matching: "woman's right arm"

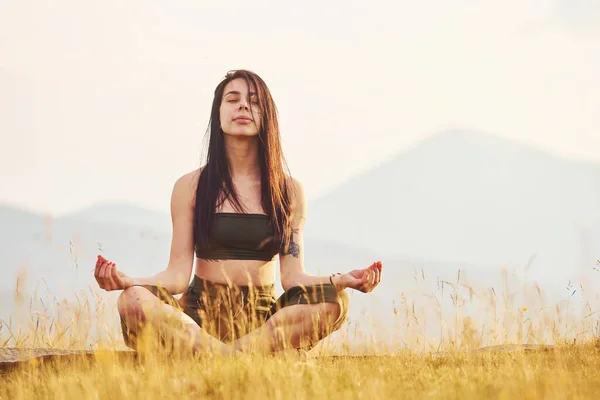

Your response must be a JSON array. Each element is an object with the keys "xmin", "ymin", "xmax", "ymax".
[{"xmin": 130, "ymin": 170, "xmax": 198, "ymax": 295}]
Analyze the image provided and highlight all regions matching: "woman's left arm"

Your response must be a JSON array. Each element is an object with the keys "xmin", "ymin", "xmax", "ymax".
[{"xmin": 278, "ymin": 179, "xmax": 382, "ymax": 293}]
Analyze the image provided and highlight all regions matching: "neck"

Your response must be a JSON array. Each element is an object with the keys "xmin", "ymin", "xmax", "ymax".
[{"xmin": 223, "ymin": 135, "xmax": 260, "ymax": 178}]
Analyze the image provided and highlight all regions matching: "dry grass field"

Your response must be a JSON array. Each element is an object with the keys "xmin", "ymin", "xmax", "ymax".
[{"xmin": 2, "ymin": 265, "xmax": 600, "ymax": 399}]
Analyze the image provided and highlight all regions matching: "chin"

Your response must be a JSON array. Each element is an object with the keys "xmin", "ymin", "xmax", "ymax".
[{"xmin": 224, "ymin": 130, "xmax": 260, "ymax": 137}]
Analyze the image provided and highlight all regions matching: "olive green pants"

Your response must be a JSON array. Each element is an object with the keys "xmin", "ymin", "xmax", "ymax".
[{"xmin": 120, "ymin": 274, "xmax": 350, "ymax": 351}]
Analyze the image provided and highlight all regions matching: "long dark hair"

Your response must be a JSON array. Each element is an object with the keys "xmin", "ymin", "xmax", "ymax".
[{"xmin": 194, "ymin": 70, "xmax": 294, "ymax": 252}]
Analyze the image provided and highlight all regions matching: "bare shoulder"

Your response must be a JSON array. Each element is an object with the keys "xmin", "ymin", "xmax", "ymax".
[
  {"xmin": 286, "ymin": 176, "xmax": 305, "ymax": 200},
  {"xmin": 171, "ymin": 168, "xmax": 203, "ymax": 210},
  {"xmin": 286, "ymin": 176, "xmax": 307, "ymax": 218}
]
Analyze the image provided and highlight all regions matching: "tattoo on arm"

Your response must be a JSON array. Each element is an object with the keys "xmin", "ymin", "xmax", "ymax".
[
  {"xmin": 284, "ymin": 229, "xmax": 300, "ymax": 258},
  {"xmin": 286, "ymin": 241, "xmax": 299, "ymax": 258}
]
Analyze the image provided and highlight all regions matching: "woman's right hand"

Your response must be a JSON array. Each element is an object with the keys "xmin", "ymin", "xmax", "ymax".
[{"xmin": 94, "ymin": 255, "xmax": 135, "ymax": 291}]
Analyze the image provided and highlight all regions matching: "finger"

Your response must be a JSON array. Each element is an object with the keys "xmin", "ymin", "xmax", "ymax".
[
  {"xmin": 96, "ymin": 261, "xmax": 108, "ymax": 288},
  {"xmin": 100, "ymin": 261, "xmax": 113, "ymax": 287},
  {"xmin": 361, "ymin": 268, "xmax": 371, "ymax": 285},
  {"xmin": 105, "ymin": 263, "xmax": 117, "ymax": 290},
  {"xmin": 111, "ymin": 263, "xmax": 122, "ymax": 288},
  {"xmin": 373, "ymin": 262, "xmax": 381, "ymax": 280},
  {"xmin": 94, "ymin": 256, "xmax": 102, "ymax": 279},
  {"xmin": 99, "ymin": 260, "xmax": 109, "ymax": 279},
  {"xmin": 366, "ymin": 272, "xmax": 374, "ymax": 292},
  {"xmin": 364, "ymin": 269, "xmax": 374, "ymax": 290},
  {"xmin": 102, "ymin": 262, "xmax": 114, "ymax": 290}
]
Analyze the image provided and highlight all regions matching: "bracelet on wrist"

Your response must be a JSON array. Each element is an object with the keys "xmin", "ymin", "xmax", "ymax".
[{"xmin": 329, "ymin": 272, "xmax": 342, "ymax": 286}]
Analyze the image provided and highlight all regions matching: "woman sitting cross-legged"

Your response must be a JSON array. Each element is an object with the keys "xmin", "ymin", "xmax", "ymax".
[{"xmin": 93, "ymin": 69, "xmax": 382, "ymax": 357}]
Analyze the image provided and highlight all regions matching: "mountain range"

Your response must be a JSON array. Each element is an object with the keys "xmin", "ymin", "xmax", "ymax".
[
  {"xmin": 307, "ymin": 130, "xmax": 600, "ymax": 282},
  {"xmin": 2, "ymin": 130, "xmax": 599, "ymax": 349}
]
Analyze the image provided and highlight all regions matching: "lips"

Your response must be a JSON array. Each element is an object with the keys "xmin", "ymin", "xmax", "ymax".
[{"xmin": 234, "ymin": 116, "xmax": 253, "ymax": 122}]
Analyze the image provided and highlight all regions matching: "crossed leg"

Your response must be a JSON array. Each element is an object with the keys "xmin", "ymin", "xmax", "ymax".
[
  {"xmin": 117, "ymin": 286, "xmax": 229, "ymax": 355},
  {"xmin": 117, "ymin": 286, "xmax": 346, "ymax": 356},
  {"xmin": 230, "ymin": 301, "xmax": 343, "ymax": 354}
]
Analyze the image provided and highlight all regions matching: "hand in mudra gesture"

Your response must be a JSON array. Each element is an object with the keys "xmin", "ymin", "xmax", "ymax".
[
  {"xmin": 340, "ymin": 261, "xmax": 382, "ymax": 293},
  {"xmin": 93, "ymin": 255, "xmax": 135, "ymax": 291}
]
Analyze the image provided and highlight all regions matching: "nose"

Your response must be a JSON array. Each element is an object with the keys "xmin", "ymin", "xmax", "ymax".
[{"xmin": 239, "ymin": 98, "xmax": 250, "ymax": 110}]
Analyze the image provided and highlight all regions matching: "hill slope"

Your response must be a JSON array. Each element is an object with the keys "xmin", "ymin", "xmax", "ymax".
[{"xmin": 306, "ymin": 130, "xmax": 600, "ymax": 283}]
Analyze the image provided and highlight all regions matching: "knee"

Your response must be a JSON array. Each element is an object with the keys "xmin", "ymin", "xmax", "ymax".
[
  {"xmin": 314, "ymin": 289, "xmax": 350, "ymax": 335},
  {"xmin": 304, "ymin": 290, "xmax": 350, "ymax": 347},
  {"xmin": 117, "ymin": 286, "xmax": 148, "ymax": 319},
  {"xmin": 330, "ymin": 289, "xmax": 350, "ymax": 331}
]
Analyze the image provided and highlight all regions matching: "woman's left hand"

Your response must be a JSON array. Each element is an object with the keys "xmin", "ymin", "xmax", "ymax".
[{"xmin": 336, "ymin": 261, "xmax": 382, "ymax": 293}]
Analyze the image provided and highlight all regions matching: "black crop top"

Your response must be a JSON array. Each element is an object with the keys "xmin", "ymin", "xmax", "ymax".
[{"xmin": 194, "ymin": 213, "xmax": 281, "ymax": 261}]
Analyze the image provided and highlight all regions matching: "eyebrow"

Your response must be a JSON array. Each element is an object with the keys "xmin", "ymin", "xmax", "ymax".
[{"xmin": 224, "ymin": 91, "xmax": 257, "ymax": 97}]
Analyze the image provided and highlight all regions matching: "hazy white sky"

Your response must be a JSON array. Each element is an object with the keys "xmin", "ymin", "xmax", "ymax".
[{"xmin": 1, "ymin": 0, "xmax": 599, "ymax": 216}]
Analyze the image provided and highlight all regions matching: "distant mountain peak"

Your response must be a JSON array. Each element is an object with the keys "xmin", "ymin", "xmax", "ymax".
[
  {"xmin": 415, "ymin": 129, "xmax": 597, "ymax": 167},
  {"xmin": 430, "ymin": 127, "xmax": 488, "ymax": 139},
  {"xmin": 307, "ymin": 127, "xmax": 600, "ymax": 277},
  {"xmin": 417, "ymin": 128, "xmax": 535, "ymax": 154}
]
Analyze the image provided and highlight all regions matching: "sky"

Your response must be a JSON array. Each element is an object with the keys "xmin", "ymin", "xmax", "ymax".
[{"xmin": 1, "ymin": 0, "xmax": 599, "ymax": 217}]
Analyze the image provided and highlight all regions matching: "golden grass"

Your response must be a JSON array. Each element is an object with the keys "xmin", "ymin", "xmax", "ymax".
[
  {"xmin": 2, "ymin": 344, "xmax": 600, "ymax": 399},
  {"xmin": 1, "ymin": 262, "xmax": 600, "ymax": 399}
]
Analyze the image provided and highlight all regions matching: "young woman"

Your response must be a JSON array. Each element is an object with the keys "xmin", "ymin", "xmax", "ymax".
[{"xmin": 93, "ymin": 69, "xmax": 382, "ymax": 356}]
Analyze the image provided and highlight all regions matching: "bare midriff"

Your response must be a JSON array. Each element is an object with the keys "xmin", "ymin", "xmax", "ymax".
[{"xmin": 193, "ymin": 257, "xmax": 278, "ymax": 287}]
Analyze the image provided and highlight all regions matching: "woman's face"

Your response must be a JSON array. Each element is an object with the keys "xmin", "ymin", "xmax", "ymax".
[{"xmin": 219, "ymin": 78, "xmax": 261, "ymax": 137}]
